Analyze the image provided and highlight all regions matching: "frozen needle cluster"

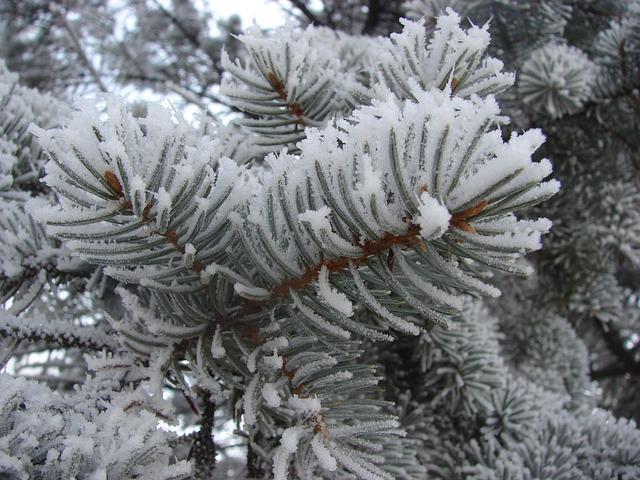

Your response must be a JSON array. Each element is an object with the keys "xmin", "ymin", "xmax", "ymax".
[{"xmin": 1, "ymin": 4, "xmax": 640, "ymax": 480}]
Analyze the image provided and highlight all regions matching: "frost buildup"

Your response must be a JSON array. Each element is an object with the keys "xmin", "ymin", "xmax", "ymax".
[
  {"xmin": 519, "ymin": 42, "xmax": 597, "ymax": 118},
  {"xmin": 3, "ymin": 2, "xmax": 640, "ymax": 480}
]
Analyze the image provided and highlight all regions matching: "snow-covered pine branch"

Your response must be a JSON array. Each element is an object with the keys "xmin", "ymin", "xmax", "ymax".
[
  {"xmin": 233, "ymin": 86, "xmax": 557, "ymax": 340},
  {"xmin": 33, "ymin": 17, "xmax": 558, "ymax": 477},
  {"xmin": 4, "ymin": 2, "xmax": 640, "ymax": 479},
  {"xmin": 518, "ymin": 42, "xmax": 596, "ymax": 118},
  {"xmin": 0, "ymin": 308, "xmax": 118, "ymax": 352},
  {"xmin": 221, "ymin": 9, "xmax": 516, "ymax": 156},
  {"xmin": 0, "ymin": 61, "xmax": 87, "ymax": 314},
  {"xmin": 35, "ymin": 16, "xmax": 558, "ymax": 335},
  {"xmin": 221, "ymin": 24, "xmax": 348, "ymax": 153},
  {"xmin": 0, "ymin": 354, "xmax": 191, "ymax": 479},
  {"xmin": 32, "ymin": 88, "xmax": 557, "ymax": 339},
  {"xmin": 29, "ymin": 98, "xmax": 246, "ymax": 294},
  {"xmin": 0, "ymin": 60, "xmax": 71, "ymax": 199},
  {"xmin": 360, "ymin": 10, "xmax": 515, "ymax": 104}
]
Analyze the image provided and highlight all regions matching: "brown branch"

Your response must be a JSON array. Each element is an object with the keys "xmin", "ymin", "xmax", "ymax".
[
  {"xmin": 266, "ymin": 72, "xmax": 306, "ymax": 125},
  {"xmin": 450, "ymin": 200, "xmax": 488, "ymax": 234},
  {"xmin": 103, "ymin": 171, "xmax": 205, "ymax": 276},
  {"xmin": 269, "ymin": 201, "xmax": 488, "ymax": 298}
]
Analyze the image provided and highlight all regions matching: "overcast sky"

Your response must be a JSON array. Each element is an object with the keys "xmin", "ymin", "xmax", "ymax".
[{"xmin": 208, "ymin": 0, "xmax": 287, "ymax": 30}]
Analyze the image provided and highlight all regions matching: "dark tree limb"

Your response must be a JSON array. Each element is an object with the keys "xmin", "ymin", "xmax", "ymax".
[
  {"xmin": 591, "ymin": 316, "xmax": 640, "ymax": 379},
  {"xmin": 362, "ymin": 0, "xmax": 381, "ymax": 34},
  {"xmin": 247, "ymin": 432, "xmax": 265, "ymax": 479},
  {"xmin": 289, "ymin": 0, "xmax": 324, "ymax": 25},
  {"xmin": 150, "ymin": 0, "xmax": 217, "ymax": 66},
  {"xmin": 591, "ymin": 364, "xmax": 633, "ymax": 380},
  {"xmin": 50, "ymin": 3, "xmax": 108, "ymax": 92},
  {"xmin": 191, "ymin": 396, "xmax": 217, "ymax": 479}
]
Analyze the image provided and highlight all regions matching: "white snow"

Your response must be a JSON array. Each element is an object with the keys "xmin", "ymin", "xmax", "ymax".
[
  {"xmin": 416, "ymin": 193, "xmax": 451, "ymax": 240},
  {"xmin": 298, "ymin": 206, "xmax": 332, "ymax": 233},
  {"xmin": 234, "ymin": 282, "xmax": 272, "ymax": 300},
  {"xmin": 290, "ymin": 291, "xmax": 351, "ymax": 339},
  {"xmin": 211, "ymin": 325, "xmax": 226, "ymax": 359},
  {"xmin": 263, "ymin": 351, "xmax": 283, "ymax": 370},
  {"xmin": 130, "ymin": 175, "xmax": 146, "ymax": 199},
  {"xmin": 272, "ymin": 446, "xmax": 291, "ymax": 480},
  {"xmin": 261, "ymin": 383, "xmax": 281, "ymax": 408},
  {"xmin": 263, "ymin": 336, "xmax": 289, "ymax": 352},
  {"xmin": 246, "ymin": 347, "xmax": 260, "ymax": 374},
  {"xmin": 243, "ymin": 374, "xmax": 261, "ymax": 426},
  {"xmin": 287, "ymin": 395, "xmax": 321, "ymax": 415},
  {"xmin": 280, "ymin": 425, "xmax": 306, "ymax": 453},
  {"xmin": 316, "ymin": 265, "xmax": 354, "ymax": 317},
  {"xmin": 184, "ymin": 243, "xmax": 196, "ymax": 255},
  {"xmin": 311, "ymin": 434, "xmax": 337, "ymax": 471}
]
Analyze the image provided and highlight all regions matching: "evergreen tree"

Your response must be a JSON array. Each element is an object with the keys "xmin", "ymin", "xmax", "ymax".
[
  {"xmin": 1, "ymin": 2, "xmax": 640, "ymax": 479},
  {"xmin": 402, "ymin": 0, "xmax": 640, "ymax": 424},
  {"xmin": 0, "ymin": 0, "xmax": 241, "ymax": 111}
]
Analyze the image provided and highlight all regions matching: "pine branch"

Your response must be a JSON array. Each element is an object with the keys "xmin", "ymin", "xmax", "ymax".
[
  {"xmin": 591, "ymin": 364, "xmax": 633, "ymax": 380},
  {"xmin": 352, "ymin": 11, "xmax": 515, "ymax": 105},
  {"xmin": 0, "ymin": 309, "xmax": 118, "ymax": 352},
  {"xmin": 247, "ymin": 436, "xmax": 265, "ymax": 479},
  {"xmin": 121, "ymin": 72, "xmax": 241, "ymax": 113},
  {"xmin": 0, "ymin": 368, "xmax": 192, "ymax": 479},
  {"xmin": 31, "ymin": 99, "xmax": 247, "ymax": 294},
  {"xmin": 29, "ymin": 13, "xmax": 562, "ymax": 480},
  {"xmin": 221, "ymin": 25, "xmax": 343, "ymax": 151},
  {"xmin": 265, "ymin": 203, "xmax": 486, "ymax": 299},
  {"xmin": 33, "ymin": 62, "xmax": 558, "ymax": 479}
]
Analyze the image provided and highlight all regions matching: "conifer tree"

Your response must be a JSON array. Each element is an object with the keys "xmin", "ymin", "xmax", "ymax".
[{"xmin": 1, "ymin": 2, "xmax": 640, "ymax": 479}]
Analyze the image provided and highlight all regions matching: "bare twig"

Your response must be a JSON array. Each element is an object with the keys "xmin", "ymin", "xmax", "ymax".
[
  {"xmin": 50, "ymin": 3, "xmax": 107, "ymax": 92},
  {"xmin": 165, "ymin": 81, "xmax": 219, "ymax": 120},
  {"xmin": 288, "ymin": 0, "xmax": 324, "ymax": 25}
]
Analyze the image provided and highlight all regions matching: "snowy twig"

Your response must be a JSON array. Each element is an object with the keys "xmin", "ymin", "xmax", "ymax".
[{"xmin": 0, "ymin": 309, "xmax": 118, "ymax": 352}]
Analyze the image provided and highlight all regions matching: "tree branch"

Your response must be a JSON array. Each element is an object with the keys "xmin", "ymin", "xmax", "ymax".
[
  {"xmin": 591, "ymin": 364, "xmax": 631, "ymax": 380},
  {"xmin": 150, "ymin": 0, "xmax": 219, "ymax": 68},
  {"xmin": 0, "ymin": 309, "xmax": 118, "ymax": 353},
  {"xmin": 362, "ymin": 0, "xmax": 382, "ymax": 34},
  {"xmin": 592, "ymin": 316, "xmax": 640, "ymax": 379},
  {"xmin": 191, "ymin": 396, "xmax": 217, "ymax": 479},
  {"xmin": 268, "ymin": 202, "xmax": 486, "ymax": 298},
  {"xmin": 288, "ymin": 0, "xmax": 324, "ymax": 26},
  {"xmin": 50, "ymin": 3, "xmax": 107, "ymax": 92}
]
